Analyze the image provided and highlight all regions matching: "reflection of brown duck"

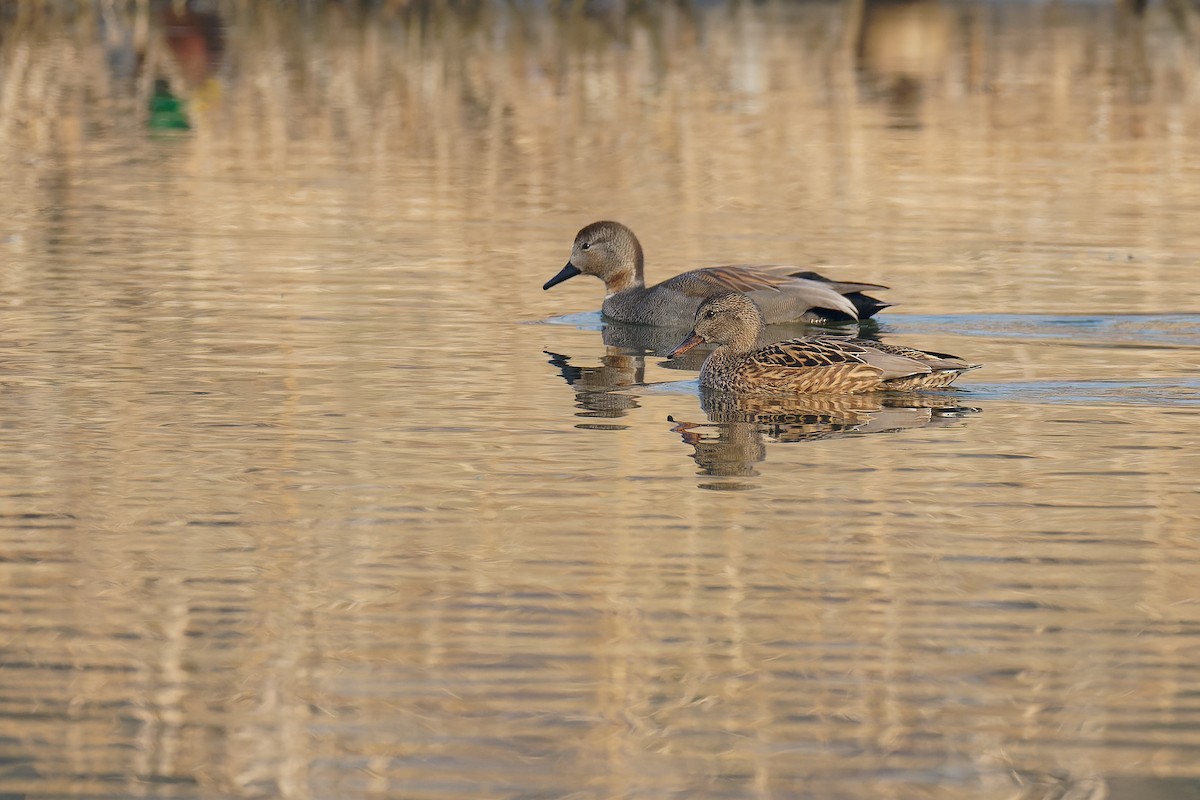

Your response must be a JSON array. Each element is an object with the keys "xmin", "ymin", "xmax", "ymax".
[
  {"xmin": 673, "ymin": 391, "xmax": 978, "ymax": 478},
  {"xmin": 544, "ymin": 221, "xmax": 889, "ymax": 326},
  {"xmin": 669, "ymin": 293, "xmax": 980, "ymax": 394},
  {"xmin": 701, "ymin": 390, "xmax": 976, "ymax": 437},
  {"xmin": 672, "ymin": 416, "xmax": 765, "ymax": 478}
]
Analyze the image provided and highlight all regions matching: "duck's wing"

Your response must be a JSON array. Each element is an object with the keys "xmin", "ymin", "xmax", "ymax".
[
  {"xmin": 753, "ymin": 337, "xmax": 871, "ymax": 368},
  {"xmin": 664, "ymin": 266, "xmax": 862, "ymax": 319},
  {"xmin": 846, "ymin": 339, "xmax": 981, "ymax": 373},
  {"xmin": 665, "ymin": 266, "xmax": 795, "ymax": 295},
  {"xmin": 754, "ymin": 337, "xmax": 934, "ymax": 382},
  {"xmin": 753, "ymin": 265, "xmax": 890, "ymax": 294},
  {"xmin": 755, "ymin": 266, "xmax": 892, "ymax": 320}
]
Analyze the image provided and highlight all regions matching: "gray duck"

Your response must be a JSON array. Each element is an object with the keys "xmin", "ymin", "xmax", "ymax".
[{"xmin": 544, "ymin": 221, "xmax": 890, "ymax": 327}]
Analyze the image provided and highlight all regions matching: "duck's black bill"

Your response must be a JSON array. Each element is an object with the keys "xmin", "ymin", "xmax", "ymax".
[
  {"xmin": 668, "ymin": 331, "xmax": 704, "ymax": 359},
  {"xmin": 543, "ymin": 262, "xmax": 582, "ymax": 290}
]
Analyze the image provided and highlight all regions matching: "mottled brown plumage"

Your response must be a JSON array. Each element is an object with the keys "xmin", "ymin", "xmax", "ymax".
[
  {"xmin": 668, "ymin": 292, "xmax": 981, "ymax": 394},
  {"xmin": 543, "ymin": 221, "xmax": 889, "ymax": 326}
]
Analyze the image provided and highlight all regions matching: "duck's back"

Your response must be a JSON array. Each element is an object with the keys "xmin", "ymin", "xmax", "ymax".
[
  {"xmin": 602, "ymin": 283, "xmax": 699, "ymax": 327},
  {"xmin": 845, "ymin": 339, "xmax": 981, "ymax": 389},
  {"xmin": 702, "ymin": 337, "xmax": 895, "ymax": 394},
  {"xmin": 603, "ymin": 266, "xmax": 870, "ymax": 326},
  {"xmin": 707, "ymin": 336, "xmax": 980, "ymax": 394}
]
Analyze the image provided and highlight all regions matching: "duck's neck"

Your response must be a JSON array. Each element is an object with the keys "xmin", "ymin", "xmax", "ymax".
[
  {"xmin": 606, "ymin": 238, "xmax": 646, "ymax": 294},
  {"xmin": 721, "ymin": 323, "xmax": 763, "ymax": 355},
  {"xmin": 700, "ymin": 346, "xmax": 742, "ymax": 388},
  {"xmin": 700, "ymin": 328, "xmax": 761, "ymax": 386}
]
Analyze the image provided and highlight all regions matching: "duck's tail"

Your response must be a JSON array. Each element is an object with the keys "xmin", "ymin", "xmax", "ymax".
[{"xmin": 789, "ymin": 270, "xmax": 891, "ymax": 320}]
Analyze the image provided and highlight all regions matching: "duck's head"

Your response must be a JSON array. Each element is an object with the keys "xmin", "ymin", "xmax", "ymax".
[
  {"xmin": 543, "ymin": 221, "xmax": 644, "ymax": 291},
  {"xmin": 668, "ymin": 292, "xmax": 765, "ymax": 358}
]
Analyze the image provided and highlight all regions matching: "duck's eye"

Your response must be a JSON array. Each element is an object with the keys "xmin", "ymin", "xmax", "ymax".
[{"xmin": 581, "ymin": 242, "xmax": 591, "ymax": 251}]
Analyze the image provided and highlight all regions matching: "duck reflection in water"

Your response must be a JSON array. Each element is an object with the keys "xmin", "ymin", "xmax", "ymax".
[
  {"xmin": 545, "ymin": 349, "xmax": 644, "ymax": 424},
  {"xmin": 672, "ymin": 391, "xmax": 979, "ymax": 480},
  {"xmin": 544, "ymin": 318, "xmax": 714, "ymax": 422}
]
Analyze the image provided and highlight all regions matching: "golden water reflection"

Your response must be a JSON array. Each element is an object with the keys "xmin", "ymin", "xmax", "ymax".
[
  {"xmin": 2, "ymin": 1, "xmax": 1200, "ymax": 799},
  {"xmin": 673, "ymin": 390, "xmax": 980, "ymax": 482}
]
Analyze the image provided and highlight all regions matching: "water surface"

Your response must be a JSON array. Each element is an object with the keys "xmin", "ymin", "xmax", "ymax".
[{"xmin": 1, "ymin": 2, "xmax": 1199, "ymax": 798}]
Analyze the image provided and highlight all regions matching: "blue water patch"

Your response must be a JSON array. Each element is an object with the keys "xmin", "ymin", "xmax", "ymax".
[
  {"xmin": 628, "ymin": 379, "xmax": 1200, "ymax": 407},
  {"xmin": 880, "ymin": 313, "xmax": 1200, "ymax": 348},
  {"xmin": 538, "ymin": 312, "xmax": 1200, "ymax": 348},
  {"xmin": 535, "ymin": 312, "xmax": 604, "ymax": 330},
  {"xmin": 963, "ymin": 378, "xmax": 1200, "ymax": 407},
  {"xmin": 637, "ymin": 378, "xmax": 701, "ymax": 396},
  {"xmin": 638, "ymin": 377, "xmax": 1200, "ymax": 408}
]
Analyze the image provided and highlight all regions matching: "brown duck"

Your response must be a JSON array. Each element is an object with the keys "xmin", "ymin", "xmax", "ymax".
[
  {"xmin": 544, "ymin": 221, "xmax": 889, "ymax": 327},
  {"xmin": 669, "ymin": 293, "xmax": 981, "ymax": 394}
]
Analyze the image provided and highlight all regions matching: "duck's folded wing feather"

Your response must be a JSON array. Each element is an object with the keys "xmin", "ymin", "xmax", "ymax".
[
  {"xmin": 752, "ymin": 338, "xmax": 872, "ymax": 369},
  {"xmin": 846, "ymin": 339, "xmax": 975, "ymax": 372},
  {"xmin": 754, "ymin": 338, "xmax": 932, "ymax": 381},
  {"xmin": 752, "ymin": 265, "xmax": 890, "ymax": 294},
  {"xmin": 668, "ymin": 266, "xmax": 794, "ymax": 295},
  {"xmin": 666, "ymin": 267, "xmax": 860, "ymax": 318}
]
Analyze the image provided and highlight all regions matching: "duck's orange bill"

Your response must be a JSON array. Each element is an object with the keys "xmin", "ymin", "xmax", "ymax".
[{"xmin": 668, "ymin": 331, "xmax": 704, "ymax": 359}]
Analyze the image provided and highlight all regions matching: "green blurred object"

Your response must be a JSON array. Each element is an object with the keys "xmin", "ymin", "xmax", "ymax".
[{"xmin": 148, "ymin": 79, "xmax": 190, "ymax": 130}]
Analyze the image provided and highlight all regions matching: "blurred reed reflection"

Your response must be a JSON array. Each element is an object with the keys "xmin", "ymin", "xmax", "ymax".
[{"xmin": 5, "ymin": 0, "xmax": 1200, "ymax": 319}]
